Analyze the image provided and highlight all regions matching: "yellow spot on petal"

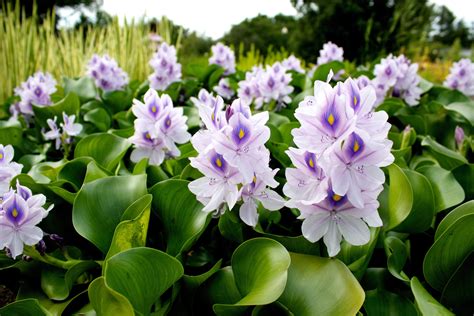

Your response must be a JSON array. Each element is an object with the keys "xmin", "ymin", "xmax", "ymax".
[
  {"xmin": 253, "ymin": 176, "xmax": 257, "ymax": 184},
  {"xmin": 211, "ymin": 112, "xmax": 215, "ymax": 121},
  {"xmin": 327, "ymin": 113, "xmax": 335, "ymax": 126},
  {"xmin": 353, "ymin": 140, "xmax": 360, "ymax": 152},
  {"xmin": 309, "ymin": 158, "xmax": 314, "ymax": 168},
  {"xmin": 216, "ymin": 158, "xmax": 222, "ymax": 167},
  {"xmin": 332, "ymin": 194, "xmax": 342, "ymax": 202},
  {"xmin": 239, "ymin": 128, "xmax": 245, "ymax": 139},
  {"xmin": 145, "ymin": 133, "xmax": 152, "ymax": 139},
  {"xmin": 0, "ymin": 153, "xmax": 3, "ymax": 159},
  {"xmin": 151, "ymin": 105, "xmax": 157, "ymax": 113},
  {"xmin": 353, "ymin": 96, "xmax": 358, "ymax": 106},
  {"xmin": 12, "ymin": 208, "xmax": 18, "ymax": 218}
]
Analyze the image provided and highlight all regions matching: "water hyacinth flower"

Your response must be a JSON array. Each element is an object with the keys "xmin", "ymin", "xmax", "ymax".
[
  {"xmin": 444, "ymin": 58, "xmax": 474, "ymax": 96},
  {"xmin": 237, "ymin": 66, "xmax": 264, "ymax": 103},
  {"xmin": 455, "ymin": 126, "xmax": 465, "ymax": 149},
  {"xmin": 286, "ymin": 75, "xmax": 393, "ymax": 256},
  {"xmin": 372, "ymin": 54, "xmax": 422, "ymax": 106},
  {"xmin": 208, "ymin": 43, "xmax": 236, "ymax": 75},
  {"xmin": 213, "ymin": 78, "xmax": 235, "ymax": 100},
  {"xmin": 42, "ymin": 113, "xmax": 83, "ymax": 150},
  {"xmin": 14, "ymin": 72, "xmax": 57, "ymax": 116},
  {"xmin": 129, "ymin": 89, "xmax": 190, "ymax": 166},
  {"xmin": 148, "ymin": 43, "xmax": 182, "ymax": 91},
  {"xmin": 282, "ymin": 55, "xmax": 305, "ymax": 73},
  {"xmin": 0, "ymin": 181, "xmax": 53, "ymax": 259},
  {"xmin": 86, "ymin": 54, "xmax": 129, "ymax": 92},
  {"xmin": 0, "ymin": 145, "xmax": 23, "ymax": 195},
  {"xmin": 308, "ymin": 42, "xmax": 344, "ymax": 79},
  {"xmin": 188, "ymin": 96, "xmax": 285, "ymax": 225},
  {"xmin": 255, "ymin": 62, "xmax": 294, "ymax": 110}
]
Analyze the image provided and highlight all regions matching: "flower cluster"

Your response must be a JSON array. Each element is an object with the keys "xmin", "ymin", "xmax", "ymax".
[
  {"xmin": 282, "ymin": 55, "xmax": 305, "ymax": 73},
  {"xmin": 148, "ymin": 43, "xmax": 182, "ymax": 91},
  {"xmin": 286, "ymin": 75, "xmax": 394, "ymax": 256},
  {"xmin": 372, "ymin": 54, "xmax": 422, "ymax": 106},
  {"xmin": 0, "ymin": 181, "xmax": 53, "ymax": 259},
  {"xmin": 0, "ymin": 145, "xmax": 23, "ymax": 195},
  {"xmin": 43, "ymin": 112, "xmax": 83, "ymax": 150},
  {"xmin": 189, "ymin": 91, "xmax": 285, "ymax": 226},
  {"xmin": 238, "ymin": 63, "xmax": 293, "ymax": 110},
  {"xmin": 213, "ymin": 78, "xmax": 235, "ymax": 100},
  {"xmin": 86, "ymin": 54, "xmax": 129, "ymax": 92},
  {"xmin": 308, "ymin": 42, "xmax": 344, "ymax": 79},
  {"xmin": 13, "ymin": 72, "xmax": 57, "ymax": 117},
  {"xmin": 444, "ymin": 58, "xmax": 474, "ymax": 96},
  {"xmin": 208, "ymin": 43, "xmax": 236, "ymax": 75},
  {"xmin": 129, "ymin": 89, "xmax": 190, "ymax": 166}
]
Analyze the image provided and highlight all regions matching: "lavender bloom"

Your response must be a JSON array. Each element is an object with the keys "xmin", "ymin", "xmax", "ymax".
[
  {"xmin": 237, "ymin": 66, "xmax": 264, "ymax": 103},
  {"xmin": 317, "ymin": 42, "xmax": 344, "ymax": 65},
  {"xmin": 455, "ymin": 126, "xmax": 465, "ymax": 148},
  {"xmin": 0, "ymin": 145, "xmax": 23, "ymax": 195},
  {"xmin": 282, "ymin": 55, "xmax": 305, "ymax": 73},
  {"xmin": 0, "ymin": 181, "xmax": 53, "ymax": 259},
  {"xmin": 86, "ymin": 54, "xmax": 129, "ymax": 92},
  {"xmin": 14, "ymin": 72, "xmax": 57, "ymax": 116},
  {"xmin": 209, "ymin": 43, "xmax": 236, "ymax": 75},
  {"xmin": 43, "ymin": 117, "xmax": 61, "ymax": 150},
  {"xmin": 129, "ymin": 89, "xmax": 190, "ymax": 166},
  {"xmin": 444, "ymin": 58, "xmax": 474, "ymax": 96},
  {"xmin": 213, "ymin": 78, "xmax": 235, "ymax": 100},
  {"xmin": 148, "ymin": 43, "xmax": 182, "ymax": 91},
  {"xmin": 60, "ymin": 113, "xmax": 82, "ymax": 137},
  {"xmin": 256, "ymin": 62, "xmax": 294, "ymax": 110},
  {"xmin": 43, "ymin": 113, "xmax": 83, "ymax": 150}
]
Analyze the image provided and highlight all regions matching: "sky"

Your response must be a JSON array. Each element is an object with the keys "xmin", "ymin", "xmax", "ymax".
[{"xmin": 59, "ymin": 0, "xmax": 474, "ymax": 39}]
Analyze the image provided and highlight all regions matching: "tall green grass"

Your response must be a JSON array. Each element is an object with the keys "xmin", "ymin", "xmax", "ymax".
[{"xmin": 0, "ymin": 3, "xmax": 181, "ymax": 102}]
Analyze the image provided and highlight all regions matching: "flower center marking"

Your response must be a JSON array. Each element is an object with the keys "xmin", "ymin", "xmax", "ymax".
[
  {"xmin": 327, "ymin": 113, "xmax": 335, "ymax": 126},
  {"xmin": 353, "ymin": 96, "xmax": 358, "ymax": 106},
  {"xmin": 12, "ymin": 208, "xmax": 19, "ymax": 218},
  {"xmin": 332, "ymin": 194, "xmax": 342, "ymax": 202},
  {"xmin": 215, "ymin": 157, "xmax": 222, "ymax": 168},
  {"xmin": 353, "ymin": 140, "xmax": 360, "ymax": 152},
  {"xmin": 239, "ymin": 128, "xmax": 245, "ymax": 139},
  {"xmin": 151, "ymin": 105, "xmax": 157, "ymax": 113}
]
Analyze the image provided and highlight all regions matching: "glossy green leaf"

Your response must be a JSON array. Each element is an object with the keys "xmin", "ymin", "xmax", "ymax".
[
  {"xmin": 421, "ymin": 136, "xmax": 467, "ymax": 170},
  {"xmin": 417, "ymin": 165, "xmax": 465, "ymax": 212},
  {"xmin": 88, "ymin": 276, "xmax": 135, "ymax": 316},
  {"xmin": 384, "ymin": 236, "xmax": 409, "ymax": 282},
  {"xmin": 84, "ymin": 108, "xmax": 111, "ymax": 132},
  {"xmin": 101, "ymin": 88, "xmax": 134, "ymax": 114},
  {"xmin": 0, "ymin": 299, "xmax": 49, "ymax": 316},
  {"xmin": 83, "ymin": 160, "xmax": 110, "ymax": 183},
  {"xmin": 445, "ymin": 101, "xmax": 474, "ymax": 126},
  {"xmin": 33, "ymin": 92, "xmax": 80, "ymax": 128},
  {"xmin": 435, "ymin": 200, "xmax": 474, "ymax": 240},
  {"xmin": 410, "ymin": 277, "xmax": 454, "ymax": 316},
  {"xmin": 278, "ymin": 253, "xmax": 365, "ymax": 316},
  {"xmin": 183, "ymin": 259, "xmax": 223, "ymax": 291},
  {"xmin": 150, "ymin": 179, "xmax": 210, "ymax": 256},
  {"xmin": 312, "ymin": 61, "xmax": 345, "ymax": 82},
  {"xmin": 105, "ymin": 194, "xmax": 152, "ymax": 260},
  {"xmin": 0, "ymin": 120, "xmax": 23, "ymax": 146},
  {"xmin": 218, "ymin": 210, "xmax": 244, "ymax": 244},
  {"xmin": 74, "ymin": 133, "xmax": 130, "ymax": 171},
  {"xmin": 72, "ymin": 174, "xmax": 147, "ymax": 253},
  {"xmin": 57, "ymin": 157, "xmax": 93, "ymax": 189},
  {"xmin": 105, "ymin": 247, "xmax": 184, "ymax": 315},
  {"xmin": 183, "ymin": 106, "xmax": 200, "ymax": 130},
  {"xmin": 423, "ymin": 213, "xmax": 474, "ymax": 291},
  {"xmin": 269, "ymin": 112, "xmax": 290, "ymax": 127},
  {"xmin": 278, "ymin": 122, "xmax": 299, "ymax": 146},
  {"xmin": 63, "ymin": 76, "xmax": 96, "ymax": 103},
  {"xmin": 452, "ymin": 164, "xmax": 474, "ymax": 200},
  {"xmin": 364, "ymin": 289, "xmax": 417, "ymax": 316}
]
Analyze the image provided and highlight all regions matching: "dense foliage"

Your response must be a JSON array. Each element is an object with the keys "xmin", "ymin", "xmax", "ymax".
[{"xmin": 0, "ymin": 42, "xmax": 473, "ymax": 316}]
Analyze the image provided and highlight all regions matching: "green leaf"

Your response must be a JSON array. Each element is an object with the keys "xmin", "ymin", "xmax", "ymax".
[
  {"xmin": 57, "ymin": 157, "xmax": 93, "ymax": 189},
  {"xmin": 84, "ymin": 108, "xmax": 111, "ymax": 132},
  {"xmin": 435, "ymin": 200, "xmax": 474, "ymax": 240},
  {"xmin": 452, "ymin": 164, "xmax": 474, "ymax": 200},
  {"xmin": 218, "ymin": 210, "xmax": 244, "ymax": 243},
  {"xmin": 105, "ymin": 247, "xmax": 184, "ymax": 315},
  {"xmin": 33, "ymin": 92, "xmax": 80, "ymax": 128},
  {"xmin": 105, "ymin": 194, "xmax": 152, "ymax": 260},
  {"xmin": 74, "ymin": 133, "xmax": 130, "ymax": 172},
  {"xmin": 88, "ymin": 277, "xmax": 135, "ymax": 316},
  {"xmin": 384, "ymin": 236, "xmax": 409, "ymax": 282},
  {"xmin": 72, "ymin": 174, "xmax": 147, "ymax": 253},
  {"xmin": 312, "ymin": 61, "xmax": 345, "ymax": 82},
  {"xmin": 268, "ymin": 112, "xmax": 290, "ymax": 126},
  {"xmin": 183, "ymin": 106, "xmax": 201, "ymax": 130},
  {"xmin": 278, "ymin": 122, "xmax": 299, "ymax": 146},
  {"xmin": 83, "ymin": 160, "xmax": 110, "ymax": 183},
  {"xmin": 101, "ymin": 88, "xmax": 134, "ymax": 114},
  {"xmin": 278, "ymin": 253, "xmax": 365, "ymax": 316},
  {"xmin": 379, "ymin": 164, "xmax": 413, "ymax": 230},
  {"xmin": 363, "ymin": 289, "xmax": 417, "ymax": 316},
  {"xmin": 421, "ymin": 136, "xmax": 467, "ymax": 170},
  {"xmin": 423, "ymin": 213, "xmax": 474, "ymax": 291},
  {"xmin": 410, "ymin": 277, "xmax": 454, "ymax": 316},
  {"xmin": 419, "ymin": 77, "xmax": 434, "ymax": 94},
  {"xmin": 417, "ymin": 165, "xmax": 465, "ymax": 213},
  {"xmin": 0, "ymin": 299, "xmax": 49, "ymax": 316},
  {"xmin": 63, "ymin": 77, "xmax": 96, "ymax": 103},
  {"xmin": 183, "ymin": 259, "xmax": 223, "ymax": 291},
  {"xmin": 0, "ymin": 120, "xmax": 23, "ymax": 146},
  {"xmin": 150, "ymin": 179, "xmax": 210, "ymax": 256},
  {"xmin": 445, "ymin": 101, "xmax": 474, "ymax": 126},
  {"xmin": 267, "ymin": 141, "xmax": 291, "ymax": 167}
]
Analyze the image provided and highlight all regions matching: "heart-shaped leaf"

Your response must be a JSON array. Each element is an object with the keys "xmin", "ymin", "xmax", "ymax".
[
  {"xmin": 410, "ymin": 277, "xmax": 454, "ymax": 316},
  {"xmin": 88, "ymin": 276, "xmax": 135, "ymax": 316}
]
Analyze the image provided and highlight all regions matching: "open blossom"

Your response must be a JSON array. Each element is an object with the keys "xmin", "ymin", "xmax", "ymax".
[
  {"xmin": 282, "ymin": 55, "xmax": 305, "ymax": 73},
  {"xmin": 256, "ymin": 62, "xmax": 294, "ymax": 109},
  {"xmin": 444, "ymin": 58, "xmax": 474, "ymax": 96},
  {"xmin": 0, "ymin": 181, "xmax": 53, "ymax": 259},
  {"xmin": 237, "ymin": 66, "xmax": 264, "ymax": 103},
  {"xmin": 129, "ymin": 89, "xmax": 190, "ymax": 166},
  {"xmin": 86, "ymin": 54, "xmax": 129, "ymax": 91},
  {"xmin": 14, "ymin": 72, "xmax": 57, "ymax": 116},
  {"xmin": 188, "ymin": 95, "xmax": 285, "ymax": 225},
  {"xmin": 213, "ymin": 78, "xmax": 235, "ymax": 100},
  {"xmin": 372, "ymin": 54, "xmax": 422, "ymax": 106},
  {"xmin": 209, "ymin": 43, "xmax": 236, "ymax": 75},
  {"xmin": 286, "ymin": 75, "xmax": 393, "ymax": 256},
  {"xmin": 42, "ymin": 113, "xmax": 83, "ymax": 150},
  {"xmin": 308, "ymin": 42, "xmax": 344, "ymax": 79},
  {"xmin": 0, "ymin": 145, "xmax": 23, "ymax": 195},
  {"xmin": 148, "ymin": 43, "xmax": 182, "ymax": 91}
]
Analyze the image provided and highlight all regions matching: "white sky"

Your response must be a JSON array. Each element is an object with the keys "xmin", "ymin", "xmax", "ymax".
[{"xmin": 58, "ymin": 0, "xmax": 474, "ymax": 39}]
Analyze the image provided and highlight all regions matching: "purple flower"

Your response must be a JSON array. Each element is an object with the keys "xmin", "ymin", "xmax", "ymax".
[
  {"xmin": 213, "ymin": 78, "xmax": 235, "ymax": 100},
  {"xmin": 0, "ymin": 181, "xmax": 53, "ymax": 259},
  {"xmin": 0, "ymin": 145, "xmax": 23, "ymax": 195},
  {"xmin": 282, "ymin": 55, "xmax": 305, "ymax": 73},
  {"xmin": 43, "ymin": 117, "xmax": 61, "ymax": 150},
  {"xmin": 444, "ymin": 58, "xmax": 474, "ymax": 96},
  {"xmin": 256, "ymin": 62, "xmax": 294, "ymax": 110},
  {"xmin": 14, "ymin": 72, "xmax": 57, "ymax": 116},
  {"xmin": 42, "ymin": 113, "xmax": 83, "ymax": 150},
  {"xmin": 455, "ymin": 126, "xmax": 465, "ymax": 148},
  {"xmin": 237, "ymin": 66, "xmax": 264, "ymax": 103},
  {"xmin": 86, "ymin": 54, "xmax": 129, "ymax": 91},
  {"xmin": 148, "ymin": 43, "xmax": 182, "ymax": 91},
  {"xmin": 60, "ymin": 113, "xmax": 82, "ymax": 137},
  {"xmin": 209, "ymin": 43, "xmax": 236, "ymax": 75},
  {"xmin": 317, "ymin": 41, "xmax": 344, "ymax": 65}
]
